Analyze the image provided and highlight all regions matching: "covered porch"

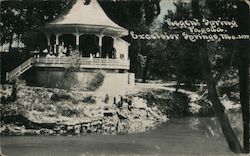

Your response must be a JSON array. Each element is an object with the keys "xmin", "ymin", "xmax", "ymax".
[
  {"xmin": 42, "ymin": 33, "xmax": 129, "ymax": 61},
  {"xmin": 40, "ymin": 0, "xmax": 129, "ymax": 63}
]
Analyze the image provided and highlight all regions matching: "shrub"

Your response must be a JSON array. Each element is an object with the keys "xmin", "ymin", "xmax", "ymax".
[
  {"xmin": 50, "ymin": 91, "xmax": 73, "ymax": 101},
  {"xmin": 140, "ymin": 90, "xmax": 190, "ymax": 118},
  {"xmin": 196, "ymin": 100, "xmax": 215, "ymax": 117},
  {"xmin": 82, "ymin": 96, "xmax": 96, "ymax": 104},
  {"xmin": 1, "ymin": 79, "xmax": 26, "ymax": 104},
  {"xmin": 166, "ymin": 92, "xmax": 190, "ymax": 118},
  {"xmin": 33, "ymin": 104, "xmax": 46, "ymax": 112},
  {"xmin": 87, "ymin": 72, "xmax": 105, "ymax": 91},
  {"xmin": 57, "ymin": 105, "xmax": 80, "ymax": 117}
]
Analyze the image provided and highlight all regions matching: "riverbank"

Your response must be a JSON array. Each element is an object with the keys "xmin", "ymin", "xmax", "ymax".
[
  {"xmin": 0, "ymin": 80, "xmax": 242, "ymax": 136},
  {"xmin": 0, "ymin": 84, "xmax": 168, "ymax": 135},
  {"xmin": 1, "ymin": 117, "xmax": 239, "ymax": 156}
]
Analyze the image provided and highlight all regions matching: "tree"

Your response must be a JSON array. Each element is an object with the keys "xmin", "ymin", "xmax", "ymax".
[
  {"xmin": 100, "ymin": 0, "xmax": 161, "ymax": 81},
  {"xmin": 191, "ymin": 0, "xmax": 246, "ymax": 153},
  {"xmin": 236, "ymin": 1, "xmax": 250, "ymax": 153},
  {"xmin": 0, "ymin": 0, "xmax": 69, "ymax": 52}
]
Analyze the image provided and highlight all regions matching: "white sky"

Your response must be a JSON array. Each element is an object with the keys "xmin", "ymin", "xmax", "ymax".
[
  {"xmin": 157, "ymin": 0, "xmax": 191, "ymax": 21},
  {"xmin": 157, "ymin": 0, "xmax": 176, "ymax": 21}
]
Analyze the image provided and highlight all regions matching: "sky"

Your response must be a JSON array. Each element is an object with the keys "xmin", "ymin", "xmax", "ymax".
[
  {"xmin": 157, "ymin": 0, "xmax": 176, "ymax": 21},
  {"xmin": 157, "ymin": 0, "xmax": 191, "ymax": 21}
]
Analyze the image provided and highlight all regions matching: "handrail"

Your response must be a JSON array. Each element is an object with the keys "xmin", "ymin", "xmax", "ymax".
[
  {"xmin": 34, "ymin": 57, "xmax": 130, "ymax": 69},
  {"xmin": 6, "ymin": 57, "xmax": 34, "ymax": 81},
  {"xmin": 6, "ymin": 56, "xmax": 130, "ymax": 81}
]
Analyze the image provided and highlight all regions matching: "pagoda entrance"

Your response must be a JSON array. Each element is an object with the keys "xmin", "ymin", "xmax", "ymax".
[
  {"xmin": 79, "ymin": 35, "xmax": 99, "ymax": 57},
  {"xmin": 58, "ymin": 34, "xmax": 76, "ymax": 56},
  {"xmin": 102, "ymin": 36, "xmax": 114, "ymax": 58},
  {"xmin": 59, "ymin": 34, "xmax": 76, "ymax": 50}
]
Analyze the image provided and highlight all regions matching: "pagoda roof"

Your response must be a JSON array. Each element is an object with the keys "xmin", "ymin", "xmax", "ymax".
[{"xmin": 44, "ymin": 0, "xmax": 128, "ymax": 36}]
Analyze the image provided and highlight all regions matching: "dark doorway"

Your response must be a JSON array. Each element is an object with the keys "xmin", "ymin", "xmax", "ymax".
[
  {"xmin": 79, "ymin": 35, "xmax": 99, "ymax": 57},
  {"xmin": 102, "ymin": 36, "xmax": 113, "ymax": 58}
]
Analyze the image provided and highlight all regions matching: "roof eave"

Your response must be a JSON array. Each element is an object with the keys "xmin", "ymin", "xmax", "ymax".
[{"xmin": 43, "ymin": 24, "xmax": 128, "ymax": 36}]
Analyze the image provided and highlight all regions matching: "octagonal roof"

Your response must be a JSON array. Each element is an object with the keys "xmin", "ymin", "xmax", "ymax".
[{"xmin": 44, "ymin": 0, "xmax": 128, "ymax": 36}]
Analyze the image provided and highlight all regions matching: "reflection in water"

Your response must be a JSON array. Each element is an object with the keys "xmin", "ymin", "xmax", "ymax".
[
  {"xmin": 2, "ymin": 116, "xmax": 240, "ymax": 156},
  {"xmin": 227, "ymin": 111, "xmax": 243, "ymax": 147}
]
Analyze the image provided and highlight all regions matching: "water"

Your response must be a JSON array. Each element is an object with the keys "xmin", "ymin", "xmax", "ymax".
[{"xmin": 1, "ymin": 116, "xmax": 239, "ymax": 156}]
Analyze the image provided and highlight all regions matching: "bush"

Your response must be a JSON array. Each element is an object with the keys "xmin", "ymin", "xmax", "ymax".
[
  {"xmin": 82, "ymin": 96, "xmax": 96, "ymax": 104},
  {"xmin": 1, "ymin": 79, "xmax": 26, "ymax": 104},
  {"xmin": 50, "ymin": 91, "xmax": 73, "ymax": 101},
  {"xmin": 197, "ymin": 102, "xmax": 215, "ymax": 117},
  {"xmin": 57, "ymin": 105, "xmax": 80, "ymax": 117},
  {"xmin": 87, "ymin": 72, "xmax": 105, "ymax": 91},
  {"xmin": 33, "ymin": 104, "xmax": 46, "ymax": 112},
  {"xmin": 140, "ymin": 90, "xmax": 190, "ymax": 118}
]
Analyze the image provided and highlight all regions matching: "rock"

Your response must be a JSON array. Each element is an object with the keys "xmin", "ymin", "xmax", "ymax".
[
  {"xmin": 48, "ymin": 130, "xmax": 54, "ymax": 135},
  {"xmin": 74, "ymin": 125, "xmax": 81, "ymax": 134},
  {"xmin": 133, "ymin": 97, "xmax": 147, "ymax": 109},
  {"xmin": 3, "ymin": 85, "xmax": 168, "ymax": 136},
  {"xmin": 117, "ymin": 113, "xmax": 127, "ymax": 120}
]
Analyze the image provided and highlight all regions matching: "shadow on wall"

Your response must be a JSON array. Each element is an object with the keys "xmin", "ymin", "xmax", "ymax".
[{"xmin": 35, "ymin": 69, "xmax": 105, "ymax": 91}]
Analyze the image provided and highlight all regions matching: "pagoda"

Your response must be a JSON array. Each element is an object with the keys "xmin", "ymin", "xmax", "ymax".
[{"xmin": 6, "ymin": 0, "xmax": 134, "ymax": 90}]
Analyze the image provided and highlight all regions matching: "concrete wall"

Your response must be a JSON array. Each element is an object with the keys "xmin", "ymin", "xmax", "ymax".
[
  {"xmin": 34, "ymin": 68, "xmax": 134, "ymax": 92},
  {"xmin": 95, "ymin": 72, "xmax": 135, "ymax": 97}
]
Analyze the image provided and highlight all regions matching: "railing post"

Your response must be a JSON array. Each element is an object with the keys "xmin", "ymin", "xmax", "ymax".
[
  {"xmin": 18, "ymin": 66, "xmax": 21, "ymax": 74},
  {"xmin": 6, "ymin": 72, "xmax": 9, "ymax": 81}
]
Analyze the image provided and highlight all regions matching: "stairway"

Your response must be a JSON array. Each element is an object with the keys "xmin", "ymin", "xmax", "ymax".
[{"xmin": 6, "ymin": 57, "xmax": 34, "ymax": 81}]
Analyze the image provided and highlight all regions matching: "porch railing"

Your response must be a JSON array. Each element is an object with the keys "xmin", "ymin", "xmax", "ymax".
[
  {"xmin": 6, "ymin": 56, "xmax": 130, "ymax": 81},
  {"xmin": 33, "ymin": 57, "xmax": 130, "ymax": 70}
]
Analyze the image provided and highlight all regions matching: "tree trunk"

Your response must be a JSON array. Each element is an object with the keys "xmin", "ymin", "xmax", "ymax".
[
  {"xmin": 237, "ymin": 1, "xmax": 250, "ymax": 153},
  {"xmin": 191, "ymin": 0, "xmax": 243, "ymax": 153},
  {"xmin": 142, "ymin": 56, "xmax": 149, "ymax": 83},
  {"xmin": 199, "ymin": 45, "xmax": 244, "ymax": 153},
  {"xmin": 8, "ymin": 33, "xmax": 13, "ymax": 52}
]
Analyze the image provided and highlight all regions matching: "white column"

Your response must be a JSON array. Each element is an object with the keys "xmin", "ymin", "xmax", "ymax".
[
  {"xmin": 98, "ymin": 34, "xmax": 104, "ymax": 58},
  {"xmin": 55, "ymin": 34, "xmax": 60, "ymax": 54},
  {"xmin": 112, "ymin": 37, "xmax": 117, "ymax": 59},
  {"xmin": 76, "ymin": 34, "xmax": 80, "ymax": 51},
  {"xmin": 46, "ymin": 34, "xmax": 51, "ymax": 46},
  {"xmin": 46, "ymin": 34, "xmax": 51, "ymax": 52}
]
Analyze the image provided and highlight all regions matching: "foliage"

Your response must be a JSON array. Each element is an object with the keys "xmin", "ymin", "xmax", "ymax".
[
  {"xmin": 145, "ymin": 1, "xmax": 203, "ymax": 83},
  {"xmin": 0, "ymin": 0, "xmax": 70, "ymax": 51},
  {"xmin": 197, "ymin": 100, "xmax": 215, "ymax": 117},
  {"xmin": 50, "ymin": 91, "xmax": 74, "ymax": 101},
  {"xmin": 82, "ymin": 96, "xmax": 96, "ymax": 104},
  {"xmin": 57, "ymin": 105, "xmax": 81, "ymax": 117},
  {"xmin": 86, "ymin": 72, "xmax": 105, "ymax": 91},
  {"xmin": 144, "ymin": 0, "xmax": 241, "ymax": 84},
  {"xmin": 140, "ymin": 90, "xmax": 190, "ymax": 118},
  {"xmin": 1, "ymin": 78, "xmax": 26, "ymax": 105}
]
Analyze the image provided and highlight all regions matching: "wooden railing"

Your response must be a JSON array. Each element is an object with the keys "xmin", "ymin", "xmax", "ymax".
[
  {"xmin": 33, "ymin": 57, "xmax": 130, "ymax": 70},
  {"xmin": 6, "ymin": 57, "xmax": 34, "ymax": 81},
  {"xmin": 6, "ymin": 56, "xmax": 130, "ymax": 81}
]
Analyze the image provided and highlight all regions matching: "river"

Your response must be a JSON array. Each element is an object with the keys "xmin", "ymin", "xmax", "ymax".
[{"xmin": 1, "ymin": 115, "xmax": 241, "ymax": 156}]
